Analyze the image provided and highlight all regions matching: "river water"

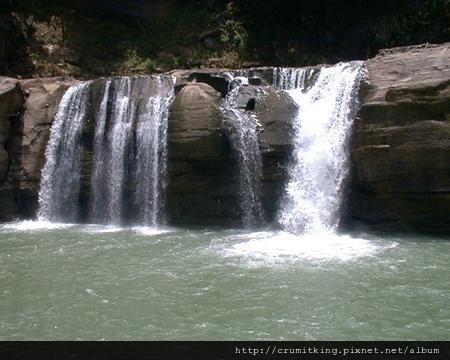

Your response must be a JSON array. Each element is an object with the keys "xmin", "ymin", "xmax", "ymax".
[{"xmin": 0, "ymin": 222, "xmax": 448, "ymax": 340}]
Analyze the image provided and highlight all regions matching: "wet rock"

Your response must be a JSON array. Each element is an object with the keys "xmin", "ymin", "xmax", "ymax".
[
  {"xmin": 167, "ymin": 80, "xmax": 299, "ymax": 225},
  {"xmin": 228, "ymin": 84, "xmax": 298, "ymax": 150},
  {"xmin": 225, "ymin": 84, "xmax": 299, "ymax": 221}
]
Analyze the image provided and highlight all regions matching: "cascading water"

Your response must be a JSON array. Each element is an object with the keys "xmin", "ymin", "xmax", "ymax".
[
  {"xmin": 133, "ymin": 77, "xmax": 173, "ymax": 225},
  {"xmin": 221, "ymin": 76, "xmax": 264, "ymax": 227},
  {"xmin": 90, "ymin": 75, "xmax": 174, "ymax": 225},
  {"xmin": 39, "ymin": 75, "xmax": 174, "ymax": 225},
  {"xmin": 38, "ymin": 63, "xmax": 362, "ymax": 231},
  {"xmin": 273, "ymin": 67, "xmax": 315, "ymax": 90},
  {"xmin": 107, "ymin": 77, "xmax": 133, "ymax": 224},
  {"xmin": 90, "ymin": 79, "xmax": 112, "ymax": 223},
  {"xmin": 38, "ymin": 82, "xmax": 91, "ymax": 222},
  {"xmin": 275, "ymin": 62, "xmax": 366, "ymax": 234}
]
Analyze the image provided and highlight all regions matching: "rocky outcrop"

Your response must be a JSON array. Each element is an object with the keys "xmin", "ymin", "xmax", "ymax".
[
  {"xmin": 167, "ymin": 82, "xmax": 237, "ymax": 224},
  {"xmin": 351, "ymin": 43, "xmax": 450, "ymax": 233},
  {"xmin": 0, "ymin": 77, "xmax": 76, "ymax": 220},
  {"xmin": 0, "ymin": 77, "xmax": 24, "ymax": 221},
  {"xmin": 220, "ymin": 84, "xmax": 298, "ymax": 222},
  {"xmin": 0, "ymin": 77, "xmax": 23, "ymax": 181},
  {"xmin": 226, "ymin": 84, "xmax": 298, "ymax": 149},
  {"xmin": 167, "ymin": 79, "xmax": 299, "ymax": 225}
]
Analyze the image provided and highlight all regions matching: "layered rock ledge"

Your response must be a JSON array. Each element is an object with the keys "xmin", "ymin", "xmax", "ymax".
[{"xmin": 351, "ymin": 43, "xmax": 450, "ymax": 233}]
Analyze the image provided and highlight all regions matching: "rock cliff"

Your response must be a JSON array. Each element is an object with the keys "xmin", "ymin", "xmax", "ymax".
[
  {"xmin": 0, "ymin": 43, "xmax": 449, "ymax": 233},
  {"xmin": 351, "ymin": 43, "xmax": 450, "ymax": 233}
]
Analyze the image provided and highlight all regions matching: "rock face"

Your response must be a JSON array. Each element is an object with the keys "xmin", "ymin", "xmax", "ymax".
[
  {"xmin": 220, "ymin": 84, "xmax": 298, "ymax": 221},
  {"xmin": 167, "ymin": 82, "xmax": 237, "ymax": 225},
  {"xmin": 0, "ymin": 77, "xmax": 23, "ymax": 181},
  {"xmin": 0, "ymin": 77, "xmax": 76, "ymax": 220},
  {"xmin": 226, "ymin": 84, "xmax": 298, "ymax": 149},
  {"xmin": 351, "ymin": 43, "xmax": 450, "ymax": 233},
  {"xmin": 0, "ymin": 77, "xmax": 24, "ymax": 220},
  {"xmin": 167, "ymin": 80, "xmax": 299, "ymax": 225}
]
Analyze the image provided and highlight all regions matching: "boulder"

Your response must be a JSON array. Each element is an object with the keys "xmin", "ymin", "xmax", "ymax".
[
  {"xmin": 227, "ymin": 84, "xmax": 298, "ymax": 149},
  {"xmin": 351, "ymin": 43, "xmax": 450, "ymax": 233},
  {"xmin": 167, "ymin": 82, "xmax": 238, "ymax": 225},
  {"xmin": 169, "ymin": 82, "xmax": 223, "ymax": 157}
]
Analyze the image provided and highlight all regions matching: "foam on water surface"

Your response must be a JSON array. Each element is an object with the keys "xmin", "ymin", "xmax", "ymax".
[
  {"xmin": 222, "ymin": 230, "xmax": 397, "ymax": 264},
  {"xmin": 0, "ymin": 220, "xmax": 75, "ymax": 231}
]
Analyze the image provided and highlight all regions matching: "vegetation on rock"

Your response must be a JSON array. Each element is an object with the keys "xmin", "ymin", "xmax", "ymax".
[{"xmin": 0, "ymin": 0, "xmax": 448, "ymax": 78}]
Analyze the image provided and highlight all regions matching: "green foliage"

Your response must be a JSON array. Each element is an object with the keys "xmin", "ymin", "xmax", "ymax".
[
  {"xmin": 219, "ymin": 2, "xmax": 248, "ymax": 54},
  {"xmin": 368, "ymin": 0, "xmax": 449, "ymax": 49},
  {"xmin": 121, "ymin": 48, "xmax": 156, "ymax": 74},
  {"xmin": 3, "ymin": 0, "xmax": 449, "ymax": 77}
]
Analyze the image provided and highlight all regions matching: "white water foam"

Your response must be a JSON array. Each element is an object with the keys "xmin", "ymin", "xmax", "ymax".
[
  {"xmin": 223, "ymin": 231, "xmax": 395, "ymax": 264},
  {"xmin": 132, "ymin": 226, "xmax": 174, "ymax": 236},
  {"xmin": 0, "ymin": 220, "xmax": 75, "ymax": 231},
  {"xmin": 81, "ymin": 224, "xmax": 126, "ymax": 234}
]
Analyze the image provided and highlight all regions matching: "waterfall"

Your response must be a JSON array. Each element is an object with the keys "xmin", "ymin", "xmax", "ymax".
[
  {"xmin": 105, "ymin": 77, "xmax": 133, "ymax": 224},
  {"xmin": 90, "ymin": 76, "xmax": 174, "ymax": 225},
  {"xmin": 38, "ymin": 82, "xmax": 91, "ymax": 222},
  {"xmin": 221, "ymin": 76, "xmax": 264, "ymax": 227},
  {"xmin": 37, "ymin": 64, "xmax": 362, "ymax": 230},
  {"xmin": 90, "ymin": 79, "xmax": 112, "ymax": 223},
  {"xmin": 273, "ymin": 67, "xmax": 311, "ymax": 89},
  {"xmin": 134, "ymin": 77, "xmax": 173, "ymax": 225},
  {"xmin": 38, "ymin": 76, "xmax": 174, "ymax": 225},
  {"xmin": 276, "ymin": 62, "xmax": 365, "ymax": 233}
]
